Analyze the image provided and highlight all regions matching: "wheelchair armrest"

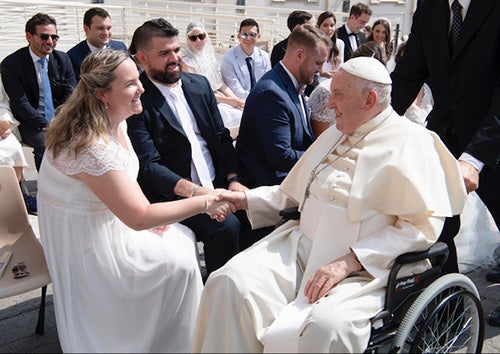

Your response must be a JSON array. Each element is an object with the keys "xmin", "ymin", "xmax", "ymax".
[
  {"xmin": 279, "ymin": 206, "xmax": 301, "ymax": 221},
  {"xmin": 275, "ymin": 206, "xmax": 301, "ymax": 229},
  {"xmin": 395, "ymin": 242, "xmax": 449, "ymax": 266}
]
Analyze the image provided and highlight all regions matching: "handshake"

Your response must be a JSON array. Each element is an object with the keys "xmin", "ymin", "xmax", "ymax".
[{"xmin": 204, "ymin": 189, "xmax": 249, "ymax": 222}]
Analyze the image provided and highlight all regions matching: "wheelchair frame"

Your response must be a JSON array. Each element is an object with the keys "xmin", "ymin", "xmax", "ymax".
[{"xmin": 364, "ymin": 242, "xmax": 484, "ymax": 353}]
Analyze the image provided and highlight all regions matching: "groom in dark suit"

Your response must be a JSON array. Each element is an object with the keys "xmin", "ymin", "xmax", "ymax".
[
  {"xmin": 1, "ymin": 13, "xmax": 76, "ymax": 170},
  {"xmin": 67, "ymin": 7, "xmax": 129, "ymax": 81},
  {"xmin": 236, "ymin": 25, "xmax": 331, "ymax": 188},
  {"xmin": 391, "ymin": 0, "xmax": 500, "ymax": 275},
  {"xmin": 336, "ymin": 3, "xmax": 372, "ymax": 62},
  {"xmin": 127, "ymin": 19, "xmax": 265, "ymax": 277}
]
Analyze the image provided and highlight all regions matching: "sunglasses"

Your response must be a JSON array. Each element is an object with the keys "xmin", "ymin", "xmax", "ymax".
[
  {"xmin": 37, "ymin": 33, "xmax": 60, "ymax": 41},
  {"xmin": 12, "ymin": 261, "xmax": 30, "ymax": 279},
  {"xmin": 188, "ymin": 33, "xmax": 207, "ymax": 42},
  {"xmin": 240, "ymin": 32, "xmax": 257, "ymax": 39}
]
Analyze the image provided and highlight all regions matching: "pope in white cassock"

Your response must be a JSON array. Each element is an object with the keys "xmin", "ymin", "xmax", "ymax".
[{"xmin": 192, "ymin": 57, "xmax": 467, "ymax": 353}]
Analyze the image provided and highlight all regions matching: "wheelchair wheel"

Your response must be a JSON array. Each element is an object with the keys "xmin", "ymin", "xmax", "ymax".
[{"xmin": 393, "ymin": 273, "xmax": 483, "ymax": 353}]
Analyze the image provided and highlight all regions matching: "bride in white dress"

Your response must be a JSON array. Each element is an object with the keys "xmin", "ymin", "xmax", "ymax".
[{"xmin": 37, "ymin": 49, "xmax": 234, "ymax": 353}]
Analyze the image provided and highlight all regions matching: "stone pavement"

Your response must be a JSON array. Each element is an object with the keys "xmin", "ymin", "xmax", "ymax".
[{"xmin": 1, "ymin": 147, "xmax": 498, "ymax": 353}]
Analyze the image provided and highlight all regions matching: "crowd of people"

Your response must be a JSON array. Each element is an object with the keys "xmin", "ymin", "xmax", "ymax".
[{"xmin": 0, "ymin": 1, "xmax": 498, "ymax": 352}]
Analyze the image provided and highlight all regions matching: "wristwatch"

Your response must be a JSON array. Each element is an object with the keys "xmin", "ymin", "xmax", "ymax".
[{"xmin": 227, "ymin": 175, "xmax": 240, "ymax": 184}]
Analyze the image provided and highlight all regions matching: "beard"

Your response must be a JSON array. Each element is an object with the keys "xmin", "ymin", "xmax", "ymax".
[{"xmin": 149, "ymin": 61, "xmax": 182, "ymax": 85}]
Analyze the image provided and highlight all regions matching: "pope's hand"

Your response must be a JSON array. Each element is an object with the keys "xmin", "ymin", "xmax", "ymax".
[
  {"xmin": 304, "ymin": 251, "xmax": 362, "ymax": 303},
  {"xmin": 219, "ymin": 191, "xmax": 248, "ymax": 211}
]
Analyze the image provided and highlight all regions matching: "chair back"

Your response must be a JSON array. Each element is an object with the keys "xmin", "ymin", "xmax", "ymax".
[
  {"xmin": 0, "ymin": 166, "xmax": 29, "ymax": 243},
  {"xmin": 0, "ymin": 165, "xmax": 50, "ymax": 298}
]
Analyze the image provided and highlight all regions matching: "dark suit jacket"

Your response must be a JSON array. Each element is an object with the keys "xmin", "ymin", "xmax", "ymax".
[
  {"xmin": 0, "ymin": 46, "xmax": 76, "ymax": 140},
  {"xmin": 391, "ymin": 0, "xmax": 500, "ymax": 201},
  {"xmin": 337, "ymin": 24, "xmax": 367, "ymax": 62},
  {"xmin": 127, "ymin": 72, "xmax": 238, "ymax": 203},
  {"xmin": 67, "ymin": 40, "xmax": 129, "ymax": 81},
  {"xmin": 236, "ymin": 63, "xmax": 314, "ymax": 188},
  {"xmin": 270, "ymin": 37, "xmax": 288, "ymax": 68}
]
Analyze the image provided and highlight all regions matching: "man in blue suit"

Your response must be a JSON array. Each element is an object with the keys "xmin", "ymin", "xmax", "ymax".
[
  {"xmin": 67, "ymin": 7, "xmax": 128, "ymax": 81},
  {"xmin": 1, "ymin": 13, "xmax": 75, "ymax": 170},
  {"xmin": 127, "ymin": 19, "xmax": 268, "ymax": 277},
  {"xmin": 236, "ymin": 24, "xmax": 332, "ymax": 188}
]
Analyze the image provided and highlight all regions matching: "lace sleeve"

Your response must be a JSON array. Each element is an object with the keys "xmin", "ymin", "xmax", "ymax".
[
  {"xmin": 52, "ymin": 140, "xmax": 130, "ymax": 176},
  {"xmin": 308, "ymin": 85, "xmax": 335, "ymax": 124}
]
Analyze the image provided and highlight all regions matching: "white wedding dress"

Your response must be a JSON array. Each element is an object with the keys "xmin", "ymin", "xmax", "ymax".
[{"xmin": 37, "ymin": 122, "xmax": 203, "ymax": 353}]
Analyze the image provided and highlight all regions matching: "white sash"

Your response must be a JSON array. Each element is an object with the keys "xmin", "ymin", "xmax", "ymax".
[{"xmin": 263, "ymin": 196, "xmax": 360, "ymax": 353}]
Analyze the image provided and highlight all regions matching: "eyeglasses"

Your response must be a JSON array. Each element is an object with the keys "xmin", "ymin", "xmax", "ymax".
[
  {"xmin": 36, "ymin": 33, "xmax": 60, "ymax": 42},
  {"xmin": 188, "ymin": 33, "xmax": 207, "ymax": 42},
  {"xmin": 11, "ymin": 261, "xmax": 30, "ymax": 279},
  {"xmin": 240, "ymin": 32, "xmax": 258, "ymax": 39}
]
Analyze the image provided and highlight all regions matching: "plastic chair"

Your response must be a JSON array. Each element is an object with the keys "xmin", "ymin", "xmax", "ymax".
[{"xmin": 0, "ymin": 165, "xmax": 51, "ymax": 334}]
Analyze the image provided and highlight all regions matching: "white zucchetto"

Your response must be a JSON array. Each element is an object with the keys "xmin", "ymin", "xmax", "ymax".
[{"xmin": 339, "ymin": 57, "xmax": 392, "ymax": 84}]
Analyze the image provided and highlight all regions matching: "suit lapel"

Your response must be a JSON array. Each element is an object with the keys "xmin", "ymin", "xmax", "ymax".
[
  {"xmin": 21, "ymin": 47, "xmax": 39, "ymax": 98},
  {"xmin": 432, "ymin": 0, "xmax": 453, "ymax": 62},
  {"xmin": 451, "ymin": 0, "xmax": 493, "ymax": 61},
  {"xmin": 181, "ymin": 74, "xmax": 208, "ymax": 132},
  {"xmin": 140, "ymin": 73, "xmax": 186, "ymax": 137},
  {"xmin": 275, "ymin": 65, "xmax": 313, "ymax": 140}
]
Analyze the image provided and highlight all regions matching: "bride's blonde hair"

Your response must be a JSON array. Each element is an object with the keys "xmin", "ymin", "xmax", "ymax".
[{"xmin": 45, "ymin": 49, "xmax": 130, "ymax": 159}]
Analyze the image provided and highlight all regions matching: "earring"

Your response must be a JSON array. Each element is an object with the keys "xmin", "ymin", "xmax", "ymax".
[{"xmin": 104, "ymin": 102, "xmax": 108, "ymax": 109}]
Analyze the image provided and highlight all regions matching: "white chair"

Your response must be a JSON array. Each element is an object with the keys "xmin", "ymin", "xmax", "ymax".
[{"xmin": 0, "ymin": 165, "xmax": 51, "ymax": 334}]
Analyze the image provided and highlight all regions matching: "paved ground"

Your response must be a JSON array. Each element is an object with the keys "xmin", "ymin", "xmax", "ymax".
[{"xmin": 1, "ymin": 147, "xmax": 498, "ymax": 353}]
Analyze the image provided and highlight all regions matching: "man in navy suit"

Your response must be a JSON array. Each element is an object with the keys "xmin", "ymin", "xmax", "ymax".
[
  {"xmin": 236, "ymin": 25, "xmax": 332, "ymax": 188},
  {"xmin": 1, "ymin": 13, "xmax": 76, "ymax": 170},
  {"xmin": 336, "ymin": 3, "xmax": 372, "ymax": 62},
  {"xmin": 391, "ymin": 0, "xmax": 500, "ymax": 276},
  {"xmin": 67, "ymin": 7, "xmax": 128, "ymax": 81},
  {"xmin": 127, "ymin": 19, "xmax": 266, "ymax": 277}
]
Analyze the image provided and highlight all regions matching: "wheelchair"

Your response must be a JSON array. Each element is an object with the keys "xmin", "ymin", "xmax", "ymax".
[
  {"xmin": 278, "ymin": 208, "xmax": 485, "ymax": 353},
  {"xmin": 364, "ymin": 241, "xmax": 484, "ymax": 353}
]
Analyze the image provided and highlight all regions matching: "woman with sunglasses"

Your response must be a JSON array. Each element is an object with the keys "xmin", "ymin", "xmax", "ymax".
[{"xmin": 182, "ymin": 22, "xmax": 244, "ymax": 131}]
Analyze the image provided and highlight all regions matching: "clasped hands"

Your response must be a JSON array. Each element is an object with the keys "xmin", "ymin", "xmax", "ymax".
[{"xmin": 205, "ymin": 188, "xmax": 248, "ymax": 222}]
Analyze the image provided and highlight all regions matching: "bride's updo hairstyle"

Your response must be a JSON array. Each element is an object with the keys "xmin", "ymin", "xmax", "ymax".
[{"xmin": 45, "ymin": 49, "xmax": 130, "ymax": 159}]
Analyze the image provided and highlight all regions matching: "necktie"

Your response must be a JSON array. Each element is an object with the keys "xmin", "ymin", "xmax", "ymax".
[
  {"xmin": 449, "ymin": 0, "xmax": 463, "ymax": 49},
  {"xmin": 245, "ymin": 57, "xmax": 256, "ymax": 89},
  {"xmin": 169, "ymin": 88, "xmax": 214, "ymax": 189},
  {"xmin": 38, "ymin": 57, "xmax": 55, "ymax": 123}
]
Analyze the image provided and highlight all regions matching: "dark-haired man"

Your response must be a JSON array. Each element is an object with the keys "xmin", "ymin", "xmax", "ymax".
[
  {"xmin": 67, "ymin": 7, "xmax": 129, "ymax": 81},
  {"xmin": 126, "ymin": 19, "xmax": 265, "ymax": 277},
  {"xmin": 220, "ymin": 18, "xmax": 271, "ymax": 100},
  {"xmin": 1, "ymin": 13, "xmax": 76, "ymax": 170}
]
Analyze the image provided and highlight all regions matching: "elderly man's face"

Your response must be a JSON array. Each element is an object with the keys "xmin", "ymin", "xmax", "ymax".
[{"xmin": 328, "ymin": 70, "xmax": 370, "ymax": 134}]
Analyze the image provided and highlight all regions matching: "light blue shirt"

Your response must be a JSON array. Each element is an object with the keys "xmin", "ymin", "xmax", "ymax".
[{"xmin": 220, "ymin": 44, "xmax": 271, "ymax": 99}]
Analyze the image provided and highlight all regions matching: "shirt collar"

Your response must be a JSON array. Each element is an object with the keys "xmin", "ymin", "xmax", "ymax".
[
  {"xmin": 350, "ymin": 106, "xmax": 392, "ymax": 137},
  {"xmin": 279, "ymin": 61, "xmax": 302, "ymax": 94},
  {"xmin": 28, "ymin": 47, "xmax": 48, "ymax": 64},
  {"xmin": 150, "ymin": 76, "xmax": 183, "ymax": 99},
  {"xmin": 86, "ymin": 40, "xmax": 106, "ymax": 52}
]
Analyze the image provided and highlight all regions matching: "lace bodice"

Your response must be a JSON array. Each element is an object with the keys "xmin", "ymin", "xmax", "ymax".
[
  {"xmin": 309, "ymin": 79, "xmax": 335, "ymax": 124},
  {"xmin": 49, "ymin": 138, "xmax": 130, "ymax": 177}
]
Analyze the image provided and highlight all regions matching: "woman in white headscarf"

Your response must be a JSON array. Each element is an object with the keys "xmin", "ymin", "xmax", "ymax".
[{"xmin": 182, "ymin": 22, "xmax": 244, "ymax": 132}]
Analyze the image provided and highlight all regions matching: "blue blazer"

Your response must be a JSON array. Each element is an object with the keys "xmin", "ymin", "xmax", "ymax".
[
  {"xmin": 0, "ymin": 46, "xmax": 76, "ymax": 139},
  {"xmin": 337, "ymin": 24, "xmax": 366, "ymax": 62},
  {"xmin": 236, "ymin": 63, "xmax": 314, "ymax": 188},
  {"xmin": 67, "ymin": 40, "xmax": 129, "ymax": 81},
  {"xmin": 127, "ymin": 72, "xmax": 239, "ymax": 203}
]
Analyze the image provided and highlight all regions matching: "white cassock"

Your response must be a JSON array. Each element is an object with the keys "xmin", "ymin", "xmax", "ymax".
[{"xmin": 192, "ymin": 107, "xmax": 466, "ymax": 353}]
